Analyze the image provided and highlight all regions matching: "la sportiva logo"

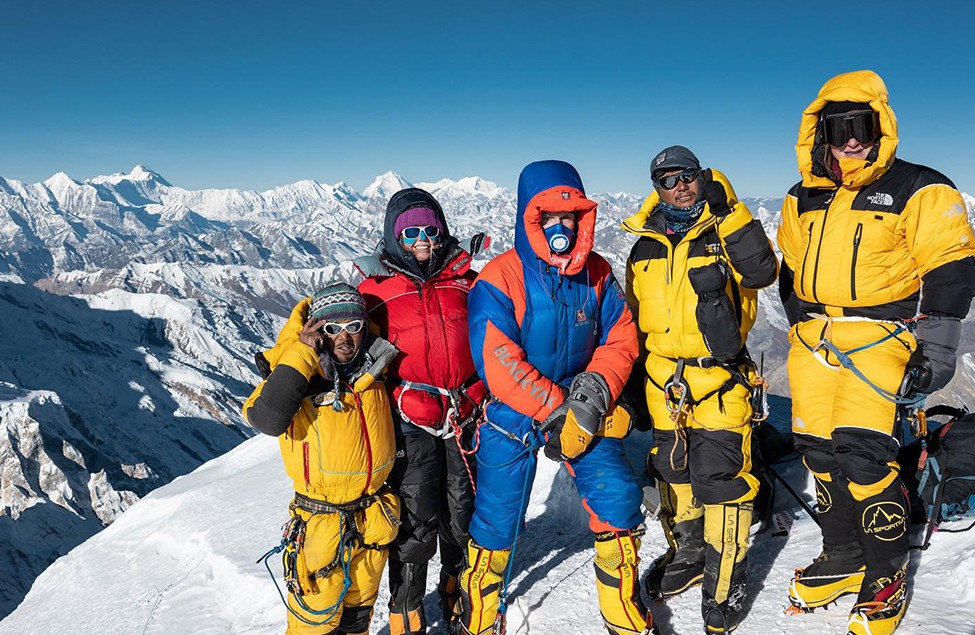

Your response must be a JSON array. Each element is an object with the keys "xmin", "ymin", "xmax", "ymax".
[
  {"xmin": 861, "ymin": 502, "xmax": 907, "ymax": 541},
  {"xmin": 816, "ymin": 480, "xmax": 833, "ymax": 514}
]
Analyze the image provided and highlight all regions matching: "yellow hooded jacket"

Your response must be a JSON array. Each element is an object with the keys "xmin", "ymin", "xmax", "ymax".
[
  {"xmin": 242, "ymin": 298, "xmax": 398, "ymax": 504},
  {"xmin": 622, "ymin": 169, "xmax": 778, "ymax": 362},
  {"xmin": 778, "ymin": 70, "xmax": 975, "ymax": 320}
]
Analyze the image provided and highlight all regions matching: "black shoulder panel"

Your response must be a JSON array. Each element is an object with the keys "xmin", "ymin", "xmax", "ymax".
[
  {"xmin": 628, "ymin": 237, "xmax": 668, "ymax": 265},
  {"xmin": 795, "ymin": 187, "xmax": 834, "ymax": 216},
  {"xmin": 851, "ymin": 159, "xmax": 956, "ymax": 215},
  {"xmin": 246, "ymin": 365, "xmax": 310, "ymax": 436},
  {"xmin": 920, "ymin": 257, "xmax": 975, "ymax": 318}
]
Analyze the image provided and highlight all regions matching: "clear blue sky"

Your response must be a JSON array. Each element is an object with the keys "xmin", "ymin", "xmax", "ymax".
[{"xmin": 2, "ymin": 1, "xmax": 972, "ymax": 197}]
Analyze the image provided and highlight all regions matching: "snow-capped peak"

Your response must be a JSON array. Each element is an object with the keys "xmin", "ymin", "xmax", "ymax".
[
  {"xmin": 363, "ymin": 171, "xmax": 412, "ymax": 200},
  {"xmin": 128, "ymin": 164, "xmax": 169, "ymax": 184},
  {"xmin": 415, "ymin": 176, "xmax": 506, "ymax": 200},
  {"xmin": 90, "ymin": 165, "xmax": 171, "ymax": 187},
  {"xmin": 43, "ymin": 171, "xmax": 79, "ymax": 190}
]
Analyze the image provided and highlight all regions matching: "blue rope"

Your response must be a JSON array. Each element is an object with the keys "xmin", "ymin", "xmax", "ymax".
[
  {"xmin": 495, "ymin": 428, "xmax": 546, "ymax": 633},
  {"xmin": 256, "ymin": 515, "xmax": 355, "ymax": 628},
  {"xmin": 803, "ymin": 329, "xmax": 925, "ymax": 408}
]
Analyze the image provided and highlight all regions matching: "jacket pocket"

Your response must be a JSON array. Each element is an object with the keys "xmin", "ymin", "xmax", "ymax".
[
  {"xmin": 687, "ymin": 262, "xmax": 742, "ymax": 361},
  {"xmin": 393, "ymin": 384, "xmax": 447, "ymax": 429},
  {"xmin": 360, "ymin": 488, "xmax": 401, "ymax": 547}
]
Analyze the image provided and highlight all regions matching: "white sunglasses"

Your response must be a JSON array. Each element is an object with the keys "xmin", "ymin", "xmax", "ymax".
[{"xmin": 321, "ymin": 320, "xmax": 365, "ymax": 335}]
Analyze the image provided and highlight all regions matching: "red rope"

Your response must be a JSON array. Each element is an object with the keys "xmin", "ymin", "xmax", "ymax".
[{"xmin": 449, "ymin": 399, "xmax": 482, "ymax": 495}]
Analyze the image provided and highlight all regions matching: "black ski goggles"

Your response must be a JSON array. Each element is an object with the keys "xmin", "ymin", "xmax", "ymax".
[
  {"xmin": 654, "ymin": 168, "xmax": 700, "ymax": 190},
  {"xmin": 820, "ymin": 109, "xmax": 880, "ymax": 147}
]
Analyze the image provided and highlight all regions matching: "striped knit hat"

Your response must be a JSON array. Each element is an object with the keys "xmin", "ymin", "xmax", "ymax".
[{"xmin": 310, "ymin": 283, "xmax": 368, "ymax": 323}]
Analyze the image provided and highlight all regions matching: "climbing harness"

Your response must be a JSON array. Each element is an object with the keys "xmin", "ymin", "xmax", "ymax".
[
  {"xmin": 395, "ymin": 375, "xmax": 483, "ymax": 492},
  {"xmin": 657, "ymin": 350, "xmax": 769, "ymax": 473},
  {"xmin": 798, "ymin": 315, "xmax": 926, "ymax": 409},
  {"xmin": 256, "ymin": 489, "xmax": 395, "ymax": 627}
]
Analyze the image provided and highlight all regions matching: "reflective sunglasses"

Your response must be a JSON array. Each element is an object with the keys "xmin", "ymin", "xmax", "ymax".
[
  {"xmin": 321, "ymin": 319, "xmax": 365, "ymax": 336},
  {"xmin": 400, "ymin": 225, "xmax": 441, "ymax": 244},
  {"xmin": 654, "ymin": 168, "xmax": 700, "ymax": 190},
  {"xmin": 821, "ymin": 109, "xmax": 880, "ymax": 147}
]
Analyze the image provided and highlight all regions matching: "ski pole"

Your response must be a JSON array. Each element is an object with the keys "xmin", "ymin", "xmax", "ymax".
[{"xmin": 766, "ymin": 463, "xmax": 820, "ymax": 527}]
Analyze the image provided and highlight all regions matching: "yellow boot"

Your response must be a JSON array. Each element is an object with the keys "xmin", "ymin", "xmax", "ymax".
[
  {"xmin": 453, "ymin": 540, "xmax": 510, "ymax": 635},
  {"xmin": 846, "ymin": 570, "xmax": 908, "ymax": 635},
  {"xmin": 594, "ymin": 529, "xmax": 658, "ymax": 635}
]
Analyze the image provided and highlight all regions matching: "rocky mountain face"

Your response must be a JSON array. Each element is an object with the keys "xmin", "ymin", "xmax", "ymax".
[{"xmin": 0, "ymin": 166, "xmax": 971, "ymax": 617}]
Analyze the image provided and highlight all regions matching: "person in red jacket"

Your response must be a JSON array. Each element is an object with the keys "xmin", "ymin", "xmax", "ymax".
[{"xmin": 351, "ymin": 188, "xmax": 488, "ymax": 635}]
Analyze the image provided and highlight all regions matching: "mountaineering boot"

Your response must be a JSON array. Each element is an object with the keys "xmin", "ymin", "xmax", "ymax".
[
  {"xmin": 788, "ymin": 472, "xmax": 865, "ymax": 611},
  {"xmin": 645, "ymin": 481, "xmax": 705, "ymax": 599},
  {"xmin": 593, "ymin": 529, "xmax": 659, "ymax": 635},
  {"xmin": 702, "ymin": 503, "xmax": 752, "ymax": 634},
  {"xmin": 388, "ymin": 559, "xmax": 428, "ymax": 634},
  {"xmin": 439, "ymin": 570, "xmax": 462, "ymax": 624},
  {"xmin": 846, "ymin": 478, "xmax": 911, "ymax": 635},
  {"xmin": 452, "ymin": 540, "xmax": 511, "ymax": 635},
  {"xmin": 846, "ymin": 567, "xmax": 908, "ymax": 635}
]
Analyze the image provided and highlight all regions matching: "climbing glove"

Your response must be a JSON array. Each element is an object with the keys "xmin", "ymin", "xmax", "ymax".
[
  {"xmin": 905, "ymin": 314, "xmax": 961, "ymax": 396},
  {"xmin": 542, "ymin": 371, "xmax": 612, "ymax": 461}
]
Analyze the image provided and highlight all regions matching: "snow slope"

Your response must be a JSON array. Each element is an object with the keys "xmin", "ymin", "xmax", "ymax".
[{"xmin": 1, "ymin": 402, "xmax": 973, "ymax": 635}]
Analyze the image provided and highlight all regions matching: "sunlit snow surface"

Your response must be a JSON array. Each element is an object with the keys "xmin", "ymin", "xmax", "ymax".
[{"xmin": 2, "ymin": 415, "xmax": 973, "ymax": 635}]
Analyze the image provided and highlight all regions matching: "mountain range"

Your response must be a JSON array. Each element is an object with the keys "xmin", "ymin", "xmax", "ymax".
[{"xmin": 0, "ymin": 165, "xmax": 972, "ymax": 620}]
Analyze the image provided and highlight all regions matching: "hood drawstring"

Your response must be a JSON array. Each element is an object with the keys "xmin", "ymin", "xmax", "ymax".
[{"xmin": 319, "ymin": 346, "xmax": 371, "ymax": 412}]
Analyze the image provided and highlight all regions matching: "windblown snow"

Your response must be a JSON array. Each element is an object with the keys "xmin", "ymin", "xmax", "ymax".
[{"xmin": 0, "ymin": 166, "xmax": 973, "ymax": 633}]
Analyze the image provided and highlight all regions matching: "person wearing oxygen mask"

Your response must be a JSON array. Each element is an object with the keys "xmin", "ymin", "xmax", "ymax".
[
  {"xmin": 777, "ymin": 70, "xmax": 975, "ymax": 635},
  {"xmin": 452, "ymin": 160, "xmax": 654, "ymax": 635},
  {"xmin": 621, "ymin": 145, "xmax": 778, "ymax": 634},
  {"xmin": 244, "ymin": 283, "xmax": 400, "ymax": 635}
]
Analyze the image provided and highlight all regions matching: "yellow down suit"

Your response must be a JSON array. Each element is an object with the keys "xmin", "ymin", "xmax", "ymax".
[
  {"xmin": 777, "ymin": 69, "xmax": 975, "ymax": 633},
  {"xmin": 623, "ymin": 168, "xmax": 777, "ymax": 631},
  {"xmin": 244, "ymin": 299, "xmax": 401, "ymax": 635}
]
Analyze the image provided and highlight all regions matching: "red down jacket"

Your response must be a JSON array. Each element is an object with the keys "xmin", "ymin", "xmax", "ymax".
[{"xmin": 353, "ymin": 190, "xmax": 486, "ymax": 434}]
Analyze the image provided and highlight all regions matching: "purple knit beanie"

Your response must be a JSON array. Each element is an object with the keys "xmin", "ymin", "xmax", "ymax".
[{"xmin": 393, "ymin": 206, "xmax": 444, "ymax": 237}]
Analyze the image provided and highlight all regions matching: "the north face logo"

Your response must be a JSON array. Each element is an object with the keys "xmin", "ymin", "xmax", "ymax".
[{"xmin": 867, "ymin": 192, "xmax": 894, "ymax": 206}]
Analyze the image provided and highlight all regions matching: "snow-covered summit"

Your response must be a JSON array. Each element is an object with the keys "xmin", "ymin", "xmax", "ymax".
[
  {"xmin": 90, "ymin": 164, "xmax": 172, "ymax": 187},
  {"xmin": 416, "ymin": 176, "xmax": 508, "ymax": 200},
  {"xmin": 363, "ymin": 170, "xmax": 413, "ymax": 199}
]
